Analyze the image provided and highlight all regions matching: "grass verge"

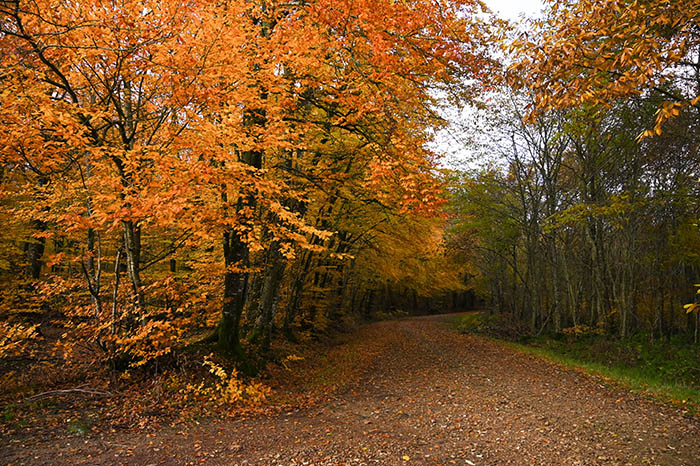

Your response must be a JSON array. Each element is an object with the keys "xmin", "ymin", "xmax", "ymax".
[{"xmin": 446, "ymin": 312, "xmax": 700, "ymax": 415}]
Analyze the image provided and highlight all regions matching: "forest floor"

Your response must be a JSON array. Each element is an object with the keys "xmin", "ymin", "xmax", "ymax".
[{"xmin": 3, "ymin": 313, "xmax": 700, "ymax": 465}]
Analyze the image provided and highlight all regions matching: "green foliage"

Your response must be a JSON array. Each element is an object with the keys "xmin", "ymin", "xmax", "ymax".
[
  {"xmin": 447, "ymin": 312, "xmax": 497, "ymax": 334},
  {"xmin": 67, "ymin": 419, "xmax": 91, "ymax": 435},
  {"xmin": 448, "ymin": 88, "xmax": 700, "ymax": 340},
  {"xmin": 2, "ymin": 403, "xmax": 17, "ymax": 423}
]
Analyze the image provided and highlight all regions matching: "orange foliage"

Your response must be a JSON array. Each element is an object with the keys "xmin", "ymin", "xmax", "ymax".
[
  {"xmin": 0, "ymin": 0, "xmax": 494, "ymax": 373},
  {"xmin": 510, "ymin": 0, "xmax": 700, "ymax": 134}
]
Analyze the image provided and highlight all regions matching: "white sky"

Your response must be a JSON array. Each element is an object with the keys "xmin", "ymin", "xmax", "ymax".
[
  {"xmin": 484, "ymin": 0, "xmax": 544, "ymax": 21},
  {"xmin": 432, "ymin": 0, "xmax": 546, "ymax": 169}
]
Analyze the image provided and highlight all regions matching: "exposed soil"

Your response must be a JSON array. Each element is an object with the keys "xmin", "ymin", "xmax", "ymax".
[{"xmin": 3, "ymin": 313, "xmax": 699, "ymax": 465}]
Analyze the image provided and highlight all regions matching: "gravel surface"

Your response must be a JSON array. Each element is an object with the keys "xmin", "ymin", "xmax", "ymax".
[{"xmin": 4, "ymin": 314, "xmax": 700, "ymax": 465}]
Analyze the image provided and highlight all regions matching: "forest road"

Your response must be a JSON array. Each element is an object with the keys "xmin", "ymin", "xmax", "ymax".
[{"xmin": 5, "ymin": 313, "xmax": 700, "ymax": 465}]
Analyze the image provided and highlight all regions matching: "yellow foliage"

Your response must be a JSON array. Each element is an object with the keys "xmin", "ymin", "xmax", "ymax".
[
  {"xmin": 282, "ymin": 354, "xmax": 305, "ymax": 370},
  {"xmin": 191, "ymin": 355, "xmax": 270, "ymax": 406},
  {"xmin": 562, "ymin": 324, "xmax": 605, "ymax": 337},
  {"xmin": 0, "ymin": 322, "xmax": 39, "ymax": 359}
]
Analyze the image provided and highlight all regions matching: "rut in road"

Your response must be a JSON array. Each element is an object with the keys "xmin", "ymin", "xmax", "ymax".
[{"xmin": 5, "ymin": 314, "xmax": 700, "ymax": 465}]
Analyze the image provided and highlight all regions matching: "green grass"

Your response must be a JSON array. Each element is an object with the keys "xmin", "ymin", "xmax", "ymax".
[
  {"xmin": 446, "ymin": 312, "xmax": 499, "ymax": 334},
  {"xmin": 509, "ymin": 340, "xmax": 700, "ymax": 413},
  {"xmin": 447, "ymin": 312, "xmax": 700, "ymax": 414}
]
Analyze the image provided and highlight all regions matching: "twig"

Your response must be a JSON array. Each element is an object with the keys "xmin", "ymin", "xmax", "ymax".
[{"xmin": 20, "ymin": 388, "xmax": 113, "ymax": 403}]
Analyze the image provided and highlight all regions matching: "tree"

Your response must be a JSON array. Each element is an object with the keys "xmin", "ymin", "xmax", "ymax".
[
  {"xmin": 0, "ymin": 0, "xmax": 496, "ymax": 367},
  {"xmin": 511, "ymin": 0, "xmax": 700, "ymax": 135}
]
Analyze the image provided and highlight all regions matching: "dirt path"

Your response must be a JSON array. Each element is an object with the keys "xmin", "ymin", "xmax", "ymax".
[{"xmin": 4, "ymin": 314, "xmax": 700, "ymax": 465}]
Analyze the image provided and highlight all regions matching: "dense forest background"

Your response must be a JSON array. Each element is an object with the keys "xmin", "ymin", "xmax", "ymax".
[
  {"xmin": 1, "ymin": 0, "xmax": 699, "ymax": 405},
  {"xmin": 449, "ymin": 0, "xmax": 700, "ymax": 343}
]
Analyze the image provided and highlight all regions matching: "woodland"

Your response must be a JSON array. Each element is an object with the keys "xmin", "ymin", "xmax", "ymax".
[{"xmin": 1, "ymin": 0, "xmax": 700, "ymax": 433}]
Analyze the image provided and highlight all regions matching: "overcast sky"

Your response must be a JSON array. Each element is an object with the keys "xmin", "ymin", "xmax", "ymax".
[
  {"xmin": 432, "ymin": 0, "xmax": 547, "ymax": 168},
  {"xmin": 484, "ymin": 0, "xmax": 544, "ymax": 21}
]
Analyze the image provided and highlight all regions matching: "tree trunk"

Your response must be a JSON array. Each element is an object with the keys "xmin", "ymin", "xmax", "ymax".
[
  {"xmin": 122, "ymin": 220, "xmax": 144, "ymax": 312},
  {"xmin": 24, "ymin": 219, "xmax": 46, "ymax": 280},
  {"xmin": 219, "ymin": 226, "xmax": 249, "ymax": 357},
  {"xmin": 282, "ymin": 250, "xmax": 315, "ymax": 341},
  {"xmin": 256, "ymin": 243, "xmax": 286, "ymax": 352}
]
